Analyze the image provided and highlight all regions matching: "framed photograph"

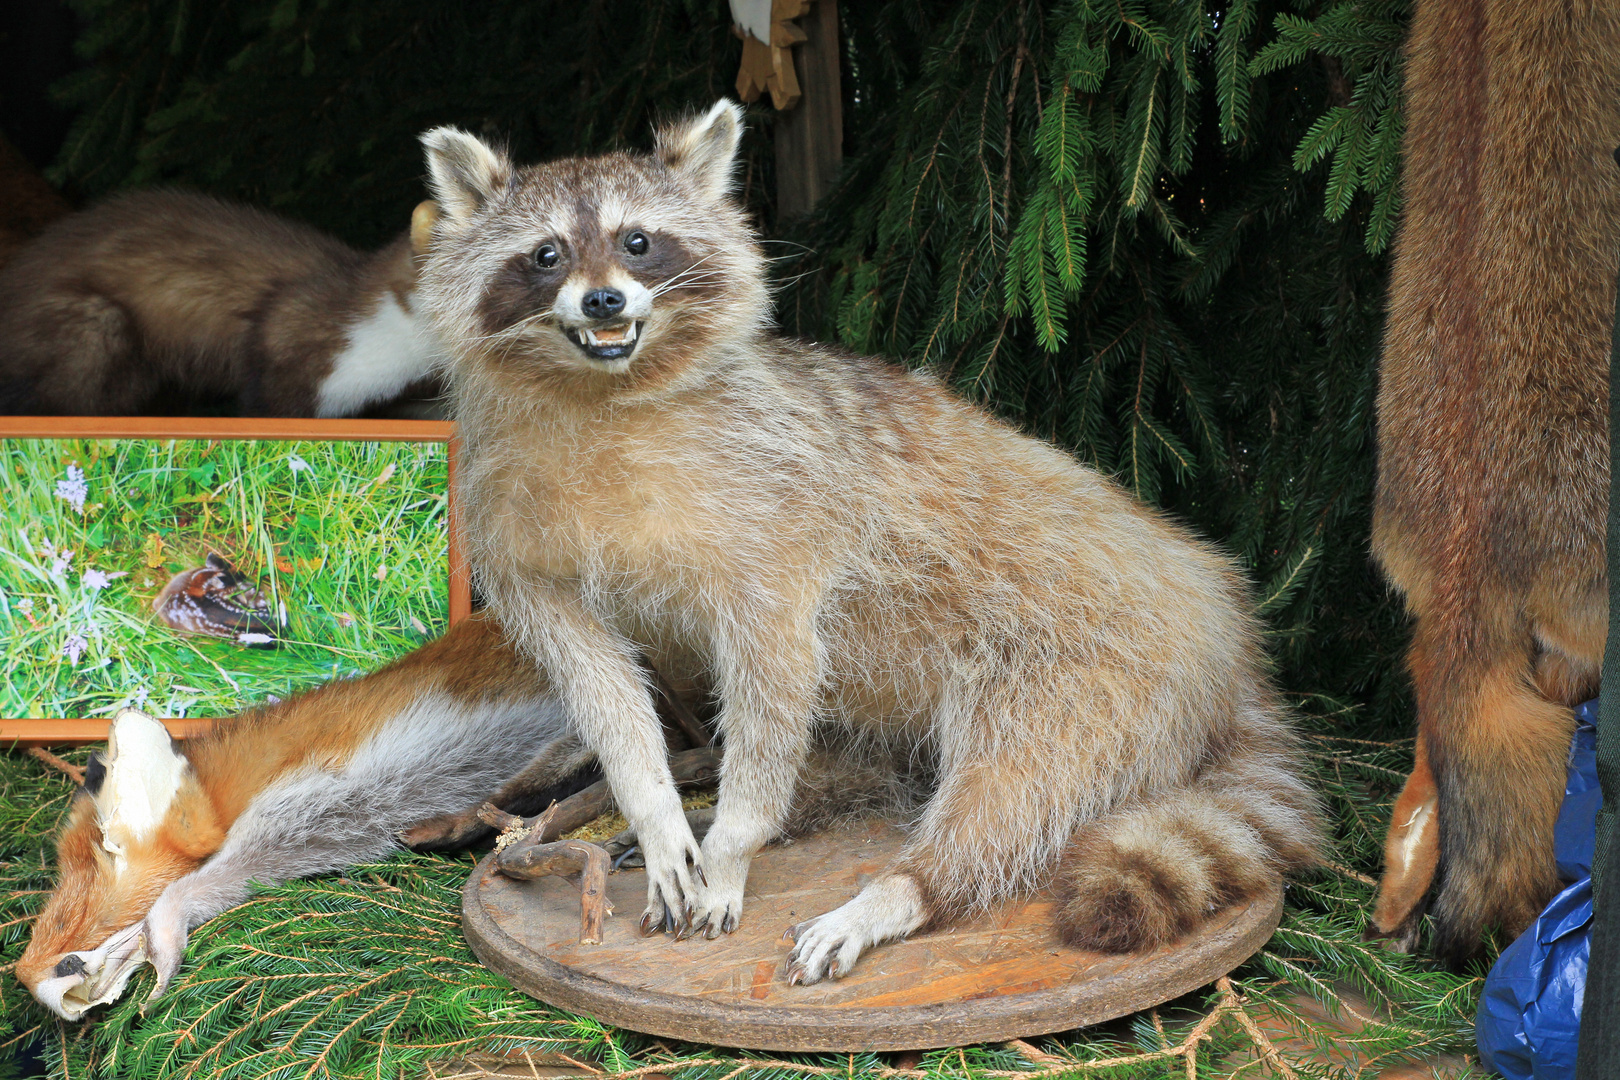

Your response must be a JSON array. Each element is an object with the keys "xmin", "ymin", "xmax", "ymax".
[{"xmin": 0, "ymin": 417, "xmax": 469, "ymax": 744}]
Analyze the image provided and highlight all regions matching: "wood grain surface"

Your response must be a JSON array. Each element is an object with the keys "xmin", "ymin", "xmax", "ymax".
[{"xmin": 463, "ymin": 820, "xmax": 1284, "ymax": 1051}]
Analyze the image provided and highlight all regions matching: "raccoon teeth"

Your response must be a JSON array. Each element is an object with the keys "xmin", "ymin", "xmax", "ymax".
[
  {"xmin": 581, "ymin": 322, "xmax": 639, "ymax": 346},
  {"xmin": 567, "ymin": 321, "xmax": 644, "ymax": 359}
]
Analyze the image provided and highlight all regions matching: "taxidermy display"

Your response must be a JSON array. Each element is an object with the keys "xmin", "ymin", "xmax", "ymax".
[
  {"xmin": 17, "ymin": 612, "xmax": 572, "ymax": 1020},
  {"xmin": 0, "ymin": 191, "xmax": 446, "ymax": 416},
  {"xmin": 417, "ymin": 100, "xmax": 1324, "ymax": 985},
  {"xmin": 152, "ymin": 553, "xmax": 279, "ymax": 648},
  {"xmin": 1367, "ymin": 0, "xmax": 1620, "ymax": 960}
]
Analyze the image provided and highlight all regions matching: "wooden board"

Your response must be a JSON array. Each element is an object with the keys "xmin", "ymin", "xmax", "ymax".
[{"xmin": 463, "ymin": 820, "xmax": 1284, "ymax": 1052}]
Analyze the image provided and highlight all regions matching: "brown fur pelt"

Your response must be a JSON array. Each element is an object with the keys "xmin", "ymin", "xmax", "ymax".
[
  {"xmin": 1368, "ymin": 0, "xmax": 1620, "ymax": 961},
  {"xmin": 0, "ymin": 190, "xmax": 442, "ymax": 417}
]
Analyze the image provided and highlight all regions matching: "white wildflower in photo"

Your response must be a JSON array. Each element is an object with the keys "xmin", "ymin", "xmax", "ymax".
[
  {"xmin": 48, "ymin": 549, "xmax": 74, "ymax": 581},
  {"xmin": 16, "ymin": 598, "xmax": 32, "ymax": 615},
  {"xmin": 54, "ymin": 464, "xmax": 88, "ymax": 512},
  {"xmin": 82, "ymin": 568, "xmax": 110, "ymax": 591},
  {"xmin": 63, "ymin": 633, "xmax": 87, "ymax": 665},
  {"xmin": 287, "ymin": 454, "xmax": 313, "ymax": 474}
]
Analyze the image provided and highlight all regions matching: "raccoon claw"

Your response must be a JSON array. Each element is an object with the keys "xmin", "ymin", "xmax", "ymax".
[{"xmin": 640, "ymin": 906, "xmax": 674, "ymax": 936}]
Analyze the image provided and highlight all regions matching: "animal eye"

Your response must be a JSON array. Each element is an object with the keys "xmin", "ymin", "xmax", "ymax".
[
  {"xmin": 534, "ymin": 244, "xmax": 560, "ymax": 269},
  {"xmin": 624, "ymin": 231, "xmax": 649, "ymax": 256}
]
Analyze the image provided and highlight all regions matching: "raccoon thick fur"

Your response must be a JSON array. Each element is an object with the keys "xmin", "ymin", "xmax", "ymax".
[
  {"xmin": 417, "ymin": 102, "xmax": 1323, "ymax": 981},
  {"xmin": 1369, "ymin": 0, "xmax": 1620, "ymax": 961},
  {"xmin": 0, "ymin": 189, "xmax": 443, "ymax": 416}
]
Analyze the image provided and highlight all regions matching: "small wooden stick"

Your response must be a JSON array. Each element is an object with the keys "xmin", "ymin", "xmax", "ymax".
[
  {"xmin": 27, "ymin": 747, "xmax": 85, "ymax": 784},
  {"xmin": 647, "ymin": 664, "xmax": 710, "ymax": 748},
  {"xmin": 496, "ymin": 836, "xmax": 613, "ymax": 944}
]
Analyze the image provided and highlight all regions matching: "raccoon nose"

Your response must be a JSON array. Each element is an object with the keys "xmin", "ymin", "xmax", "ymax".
[{"xmin": 582, "ymin": 289, "xmax": 626, "ymax": 319}]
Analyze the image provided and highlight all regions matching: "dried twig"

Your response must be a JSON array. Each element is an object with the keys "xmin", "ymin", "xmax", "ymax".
[
  {"xmin": 495, "ymin": 836, "xmax": 613, "ymax": 944},
  {"xmin": 27, "ymin": 748, "xmax": 85, "ymax": 784}
]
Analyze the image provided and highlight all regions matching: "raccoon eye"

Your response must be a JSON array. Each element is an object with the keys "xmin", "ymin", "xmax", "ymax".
[
  {"xmin": 534, "ymin": 244, "xmax": 560, "ymax": 269},
  {"xmin": 624, "ymin": 231, "xmax": 649, "ymax": 256}
]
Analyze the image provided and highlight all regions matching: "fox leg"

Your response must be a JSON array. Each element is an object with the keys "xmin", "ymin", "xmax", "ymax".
[
  {"xmin": 1367, "ymin": 737, "xmax": 1438, "ymax": 950},
  {"xmin": 1407, "ymin": 611, "xmax": 1572, "ymax": 963}
]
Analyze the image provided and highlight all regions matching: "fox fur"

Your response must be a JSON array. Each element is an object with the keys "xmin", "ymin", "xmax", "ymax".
[
  {"xmin": 417, "ymin": 101, "xmax": 1325, "ymax": 983},
  {"xmin": 1368, "ymin": 0, "xmax": 1620, "ymax": 960},
  {"xmin": 0, "ymin": 190, "xmax": 446, "ymax": 416},
  {"xmin": 17, "ymin": 612, "xmax": 568, "ymax": 1020}
]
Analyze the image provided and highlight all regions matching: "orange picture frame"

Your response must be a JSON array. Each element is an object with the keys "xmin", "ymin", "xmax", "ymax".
[{"xmin": 0, "ymin": 416, "xmax": 468, "ymax": 746}]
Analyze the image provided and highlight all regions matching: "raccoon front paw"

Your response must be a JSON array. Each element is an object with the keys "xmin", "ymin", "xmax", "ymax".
[
  {"xmin": 683, "ymin": 857, "xmax": 748, "ymax": 941},
  {"xmin": 637, "ymin": 828, "xmax": 706, "ymax": 936}
]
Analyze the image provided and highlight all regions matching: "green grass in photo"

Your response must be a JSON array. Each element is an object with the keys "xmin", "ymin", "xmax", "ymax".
[{"xmin": 0, "ymin": 438, "xmax": 449, "ymax": 719}]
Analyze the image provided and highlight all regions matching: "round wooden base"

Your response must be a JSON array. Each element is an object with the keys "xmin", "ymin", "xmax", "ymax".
[{"xmin": 462, "ymin": 820, "xmax": 1283, "ymax": 1052}]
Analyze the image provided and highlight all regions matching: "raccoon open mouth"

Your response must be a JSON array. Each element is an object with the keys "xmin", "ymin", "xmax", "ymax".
[{"xmin": 566, "ymin": 321, "xmax": 643, "ymax": 362}]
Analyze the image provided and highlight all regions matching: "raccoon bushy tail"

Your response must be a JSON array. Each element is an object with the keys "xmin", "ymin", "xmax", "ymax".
[{"xmin": 1054, "ymin": 732, "xmax": 1322, "ymax": 953}]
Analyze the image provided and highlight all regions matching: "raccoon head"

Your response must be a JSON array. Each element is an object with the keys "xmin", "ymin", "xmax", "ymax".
[{"xmin": 418, "ymin": 101, "xmax": 768, "ymax": 398}]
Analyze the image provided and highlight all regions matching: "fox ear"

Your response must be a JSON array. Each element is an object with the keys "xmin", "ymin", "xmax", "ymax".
[
  {"xmin": 420, "ymin": 127, "xmax": 512, "ymax": 229},
  {"xmin": 94, "ymin": 709, "xmax": 188, "ymax": 857},
  {"xmin": 656, "ymin": 100, "xmax": 744, "ymax": 206}
]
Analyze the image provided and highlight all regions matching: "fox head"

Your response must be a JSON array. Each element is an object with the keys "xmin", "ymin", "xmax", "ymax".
[
  {"xmin": 416, "ymin": 100, "xmax": 769, "ymax": 400},
  {"xmin": 18, "ymin": 710, "xmax": 224, "ymax": 1020}
]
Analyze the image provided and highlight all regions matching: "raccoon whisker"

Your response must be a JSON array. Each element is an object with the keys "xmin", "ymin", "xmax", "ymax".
[
  {"xmin": 649, "ymin": 273, "xmax": 730, "ymax": 298},
  {"xmin": 649, "ymin": 252, "xmax": 728, "ymax": 297},
  {"xmin": 463, "ymin": 308, "xmax": 559, "ymax": 347},
  {"xmin": 759, "ymin": 238, "xmax": 817, "ymax": 255}
]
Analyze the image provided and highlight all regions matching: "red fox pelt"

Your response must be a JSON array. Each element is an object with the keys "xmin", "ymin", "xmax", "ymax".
[
  {"xmin": 17, "ymin": 613, "xmax": 572, "ymax": 1020},
  {"xmin": 0, "ymin": 191, "xmax": 446, "ymax": 416},
  {"xmin": 417, "ymin": 101, "xmax": 1325, "ymax": 984},
  {"xmin": 1368, "ymin": 0, "xmax": 1620, "ymax": 960}
]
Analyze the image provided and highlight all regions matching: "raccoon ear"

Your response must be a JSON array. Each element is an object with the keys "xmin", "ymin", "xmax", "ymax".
[
  {"xmin": 420, "ymin": 127, "xmax": 513, "ymax": 228},
  {"xmin": 656, "ymin": 100, "xmax": 744, "ymax": 206}
]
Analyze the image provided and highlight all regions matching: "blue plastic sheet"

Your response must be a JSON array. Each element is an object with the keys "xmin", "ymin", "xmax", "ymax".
[{"xmin": 1476, "ymin": 699, "xmax": 1598, "ymax": 1079}]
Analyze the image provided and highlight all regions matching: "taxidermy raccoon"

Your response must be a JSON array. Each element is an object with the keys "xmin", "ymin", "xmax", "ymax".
[
  {"xmin": 1367, "ymin": 0, "xmax": 1620, "ymax": 961},
  {"xmin": 17, "ymin": 613, "xmax": 575, "ymax": 1020},
  {"xmin": 0, "ymin": 190, "xmax": 446, "ymax": 417},
  {"xmin": 417, "ymin": 101, "xmax": 1324, "ymax": 984}
]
